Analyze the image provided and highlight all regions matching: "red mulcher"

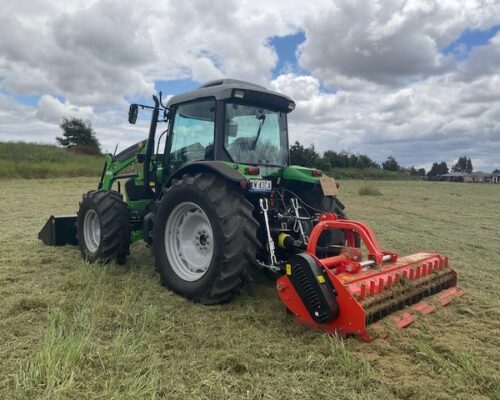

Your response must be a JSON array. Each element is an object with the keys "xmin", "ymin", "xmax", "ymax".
[{"xmin": 276, "ymin": 213, "xmax": 464, "ymax": 340}]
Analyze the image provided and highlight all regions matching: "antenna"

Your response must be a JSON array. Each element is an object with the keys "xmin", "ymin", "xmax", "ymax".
[{"xmin": 113, "ymin": 143, "xmax": 119, "ymax": 156}]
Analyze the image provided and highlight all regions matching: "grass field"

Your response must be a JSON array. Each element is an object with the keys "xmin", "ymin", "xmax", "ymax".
[
  {"xmin": 0, "ymin": 142, "xmax": 417, "ymax": 181},
  {"xmin": 0, "ymin": 142, "xmax": 102, "ymax": 179},
  {"xmin": 1, "ymin": 178, "xmax": 499, "ymax": 399}
]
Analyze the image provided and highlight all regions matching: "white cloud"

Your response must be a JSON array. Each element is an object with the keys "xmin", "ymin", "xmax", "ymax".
[
  {"xmin": 191, "ymin": 57, "xmax": 225, "ymax": 83},
  {"xmin": 36, "ymin": 95, "xmax": 94, "ymax": 123},
  {"xmin": 0, "ymin": 0, "xmax": 499, "ymax": 172},
  {"xmin": 0, "ymin": 0, "xmax": 313, "ymax": 105},
  {"xmin": 271, "ymin": 64, "xmax": 500, "ymax": 171},
  {"xmin": 298, "ymin": 0, "xmax": 500, "ymax": 87}
]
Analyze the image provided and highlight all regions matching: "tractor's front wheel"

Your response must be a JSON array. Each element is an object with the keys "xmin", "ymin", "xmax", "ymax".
[
  {"xmin": 77, "ymin": 190, "xmax": 130, "ymax": 264},
  {"xmin": 153, "ymin": 173, "xmax": 259, "ymax": 304}
]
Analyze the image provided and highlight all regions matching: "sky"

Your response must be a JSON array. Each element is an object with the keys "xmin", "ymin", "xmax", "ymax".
[{"xmin": 1, "ymin": 0, "xmax": 500, "ymax": 171}]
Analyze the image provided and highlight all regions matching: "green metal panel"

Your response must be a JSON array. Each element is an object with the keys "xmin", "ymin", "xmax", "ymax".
[
  {"xmin": 280, "ymin": 165, "xmax": 320, "ymax": 184},
  {"xmin": 100, "ymin": 153, "xmax": 138, "ymax": 191},
  {"xmin": 127, "ymin": 198, "xmax": 150, "ymax": 211}
]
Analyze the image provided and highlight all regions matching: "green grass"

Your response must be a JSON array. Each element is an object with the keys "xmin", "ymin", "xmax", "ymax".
[
  {"xmin": 0, "ymin": 142, "xmax": 103, "ymax": 179},
  {"xmin": 328, "ymin": 167, "xmax": 417, "ymax": 180},
  {"xmin": 0, "ymin": 142, "xmax": 418, "ymax": 181},
  {"xmin": 1, "ymin": 179, "xmax": 499, "ymax": 399},
  {"xmin": 358, "ymin": 183, "xmax": 383, "ymax": 196}
]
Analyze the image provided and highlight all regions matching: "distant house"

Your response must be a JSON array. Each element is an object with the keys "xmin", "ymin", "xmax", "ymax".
[
  {"xmin": 472, "ymin": 172, "xmax": 492, "ymax": 183},
  {"xmin": 440, "ymin": 172, "xmax": 466, "ymax": 182},
  {"xmin": 439, "ymin": 171, "xmax": 500, "ymax": 183},
  {"xmin": 491, "ymin": 174, "xmax": 500, "ymax": 184},
  {"xmin": 463, "ymin": 172, "xmax": 496, "ymax": 183}
]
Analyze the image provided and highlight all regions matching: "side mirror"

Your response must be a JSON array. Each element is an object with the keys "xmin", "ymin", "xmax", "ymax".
[
  {"xmin": 128, "ymin": 104, "xmax": 139, "ymax": 124},
  {"xmin": 228, "ymin": 122, "xmax": 238, "ymax": 137}
]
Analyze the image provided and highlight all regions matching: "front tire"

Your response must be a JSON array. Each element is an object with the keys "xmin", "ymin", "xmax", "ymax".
[
  {"xmin": 153, "ymin": 173, "xmax": 259, "ymax": 304},
  {"xmin": 77, "ymin": 190, "xmax": 130, "ymax": 264}
]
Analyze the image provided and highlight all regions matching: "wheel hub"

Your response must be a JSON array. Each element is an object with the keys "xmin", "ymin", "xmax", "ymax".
[
  {"xmin": 83, "ymin": 209, "xmax": 101, "ymax": 253},
  {"xmin": 165, "ymin": 202, "xmax": 214, "ymax": 281}
]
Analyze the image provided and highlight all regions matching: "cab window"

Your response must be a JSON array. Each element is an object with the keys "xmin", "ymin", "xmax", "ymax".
[{"xmin": 168, "ymin": 99, "xmax": 215, "ymax": 169}]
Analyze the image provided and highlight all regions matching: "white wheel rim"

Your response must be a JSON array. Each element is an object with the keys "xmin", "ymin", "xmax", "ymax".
[
  {"xmin": 165, "ymin": 202, "xmax": 214, "ymax": 282},
  {"xmin": 83, "ymin": 209, "xmax": 101, "ymax": 253}
]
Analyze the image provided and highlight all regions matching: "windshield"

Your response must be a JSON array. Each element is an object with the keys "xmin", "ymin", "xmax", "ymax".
[{"xmin": 224, "ymin": 103, "xmax": 288, "ymax": 167}]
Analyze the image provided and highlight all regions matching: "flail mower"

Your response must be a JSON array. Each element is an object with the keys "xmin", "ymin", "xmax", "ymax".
[{"xmin": 39, "ymin": 79, "xmax": 463, "ymax": 339}]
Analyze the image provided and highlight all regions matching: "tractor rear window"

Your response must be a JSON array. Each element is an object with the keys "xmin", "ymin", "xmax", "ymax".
[
  {"xmin": 224, "ymin": 103, "xmax": 288, "ymax": 167},
  {"xmin": 169, "ymin": 99, "xmax": 216, "ymax": 165}
]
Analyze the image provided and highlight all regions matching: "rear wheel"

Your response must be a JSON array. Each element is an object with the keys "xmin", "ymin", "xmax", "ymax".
[
  {"xmin": 153, "ymin": 173, "xmax": 259, "ymax": 304},
  {"xmin": 77, "ymin": 190, "xmax": 130, "ymax": 264}
]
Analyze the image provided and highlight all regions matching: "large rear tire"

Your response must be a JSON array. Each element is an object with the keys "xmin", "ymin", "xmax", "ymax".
[
  {"xmin": 77, "ymin": 190, "xmax": 130, "ymax": 264},
  {"xmin": 153, "ymin": 173, "xmax": 259, "ymax": 304}
]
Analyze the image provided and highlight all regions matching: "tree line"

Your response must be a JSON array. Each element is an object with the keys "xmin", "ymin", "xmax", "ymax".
[
  {"xmin": 426, "ymin": 156, "xmax": 475, "ymax": 179},
  {"xmin": 290, "ymin": 141, "xmax": 424, "ymax": 175},
  {"xmin": 56, "ymin": 117, "xmax": 480, "ymax": 178},
  {"xmin": 290, "ymin": 141, "xmax": 480, "ymax": 179}
]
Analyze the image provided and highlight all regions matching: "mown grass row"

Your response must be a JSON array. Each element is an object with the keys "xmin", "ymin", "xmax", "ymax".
[{"xmin": 0, "ymin": 142, "xmax": 102, "ymax": 179}]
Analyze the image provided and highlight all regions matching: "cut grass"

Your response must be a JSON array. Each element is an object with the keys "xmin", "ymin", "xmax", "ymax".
[
  {"xmin": 1, "ymin": 178, "xmax": 499, "ymax": 399},
  {"xmin": 358, "ymin": 183, "xmax": 383, "ymax": 196}
]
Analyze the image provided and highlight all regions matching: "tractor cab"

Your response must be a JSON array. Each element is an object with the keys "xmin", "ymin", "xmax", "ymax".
[{"xmin": 162, "ymin": 79, "xmax": 295, "ymax": 178}]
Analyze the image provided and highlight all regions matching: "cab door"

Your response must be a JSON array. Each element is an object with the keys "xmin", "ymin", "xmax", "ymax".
[{"xmin": 164, "ymin": 98, "xmax": 216, "ymax": 176}]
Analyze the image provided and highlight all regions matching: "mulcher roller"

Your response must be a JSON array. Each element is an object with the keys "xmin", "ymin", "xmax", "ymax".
[{"xmin": 276, "ymin": 213, "xmax": 464, "ymax": 340}]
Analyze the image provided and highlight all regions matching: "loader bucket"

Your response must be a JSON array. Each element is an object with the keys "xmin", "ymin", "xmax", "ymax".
[
  {"xmin": 276, "ymin": 213, "xmax": 463, "ymax": 340},
  {"xmin": 38, "ymin": 215, "xmax": 78, "ymax": 246}
]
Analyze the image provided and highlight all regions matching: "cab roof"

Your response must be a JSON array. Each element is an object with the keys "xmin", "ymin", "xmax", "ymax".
[{"xmin": 166, "ymin": 79, "xmax": 295, "ymax": 112}]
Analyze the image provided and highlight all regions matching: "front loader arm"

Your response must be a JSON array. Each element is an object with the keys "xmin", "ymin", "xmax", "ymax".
[{"xmin": 98, "ymin": 141, "xmax": 147, "ymax": 190}]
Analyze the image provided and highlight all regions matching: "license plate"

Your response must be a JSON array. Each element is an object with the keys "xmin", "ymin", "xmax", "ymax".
[{"xmin": 249, "ymin": 179, "xmax": 272, "ymax": 192}]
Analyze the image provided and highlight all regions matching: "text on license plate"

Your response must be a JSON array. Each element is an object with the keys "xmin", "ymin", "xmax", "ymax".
[{"xmin": 249, "ymin": 179, "xmax": 272, "ymax": 192}]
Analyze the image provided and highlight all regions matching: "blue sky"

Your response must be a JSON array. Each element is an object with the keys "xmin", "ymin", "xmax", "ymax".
[{"xmin": 444, "ymin": 24, "xmax": 500, "ymax": 60}]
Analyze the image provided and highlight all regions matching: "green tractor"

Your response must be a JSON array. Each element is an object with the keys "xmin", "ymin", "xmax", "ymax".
[{"xmin": 40, "ymin": 79, "xmax": 461, "ymax": 338}]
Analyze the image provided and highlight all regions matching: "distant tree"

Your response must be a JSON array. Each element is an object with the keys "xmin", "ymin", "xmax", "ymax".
[
  {"xmin": 438, "ymin": 161, "xmax": 449, "ymax": 175},
  {"xmin": 427, "ymin": 162, "xmax": 448, "ymax": 179},
  {"xmin": 322, "ymin": 150, "xmax": 379, "ymax": 169},
  {"xmin": 417, "ymin": 168, "xmax": 426, "ymax": 177},
  {"xmin": 409, "ymin": 166, "xmax": 418, "ymax": 176},
  {"xmin": 493, "ymin": 169, "xmax": 500, "ymax": 174},
  {"xmin": 465, "ymin": 158, "xmax": 473, "ymax": 173},
  {"xmin": 382, "ymin": 156, "xmax": 400, "ymax": 171},
  {"xmin": 355, "ymin": 154, "xmax": 379, "ymax": 169},
  {"xmin": 323, "ymin": 150, "xmax": 347, "ymax": 168},
  {"xmin": 323, "ymin": 150, "xmax": 340, "ymax": 168},
  {"xmin": 451, "ymin": 156, "xmax": 473, "ymax": 173},
  {"xmin": 56, "ymin": 118, "xmax": 101, "ymax": 155},
  {"xmin": 427, "ymin": 163, "xmax": 440, "ymax": 178},
  {"xmin": 451, "ymin": 156, "xmax": 466, "ymax": 172},
  {"xmin": 315, "ymin": 157, "xmax": 331, "ymax": 172},
  {"xmin": 289, "ymin": 141, "xmax": 319, "ymax": 168}
]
